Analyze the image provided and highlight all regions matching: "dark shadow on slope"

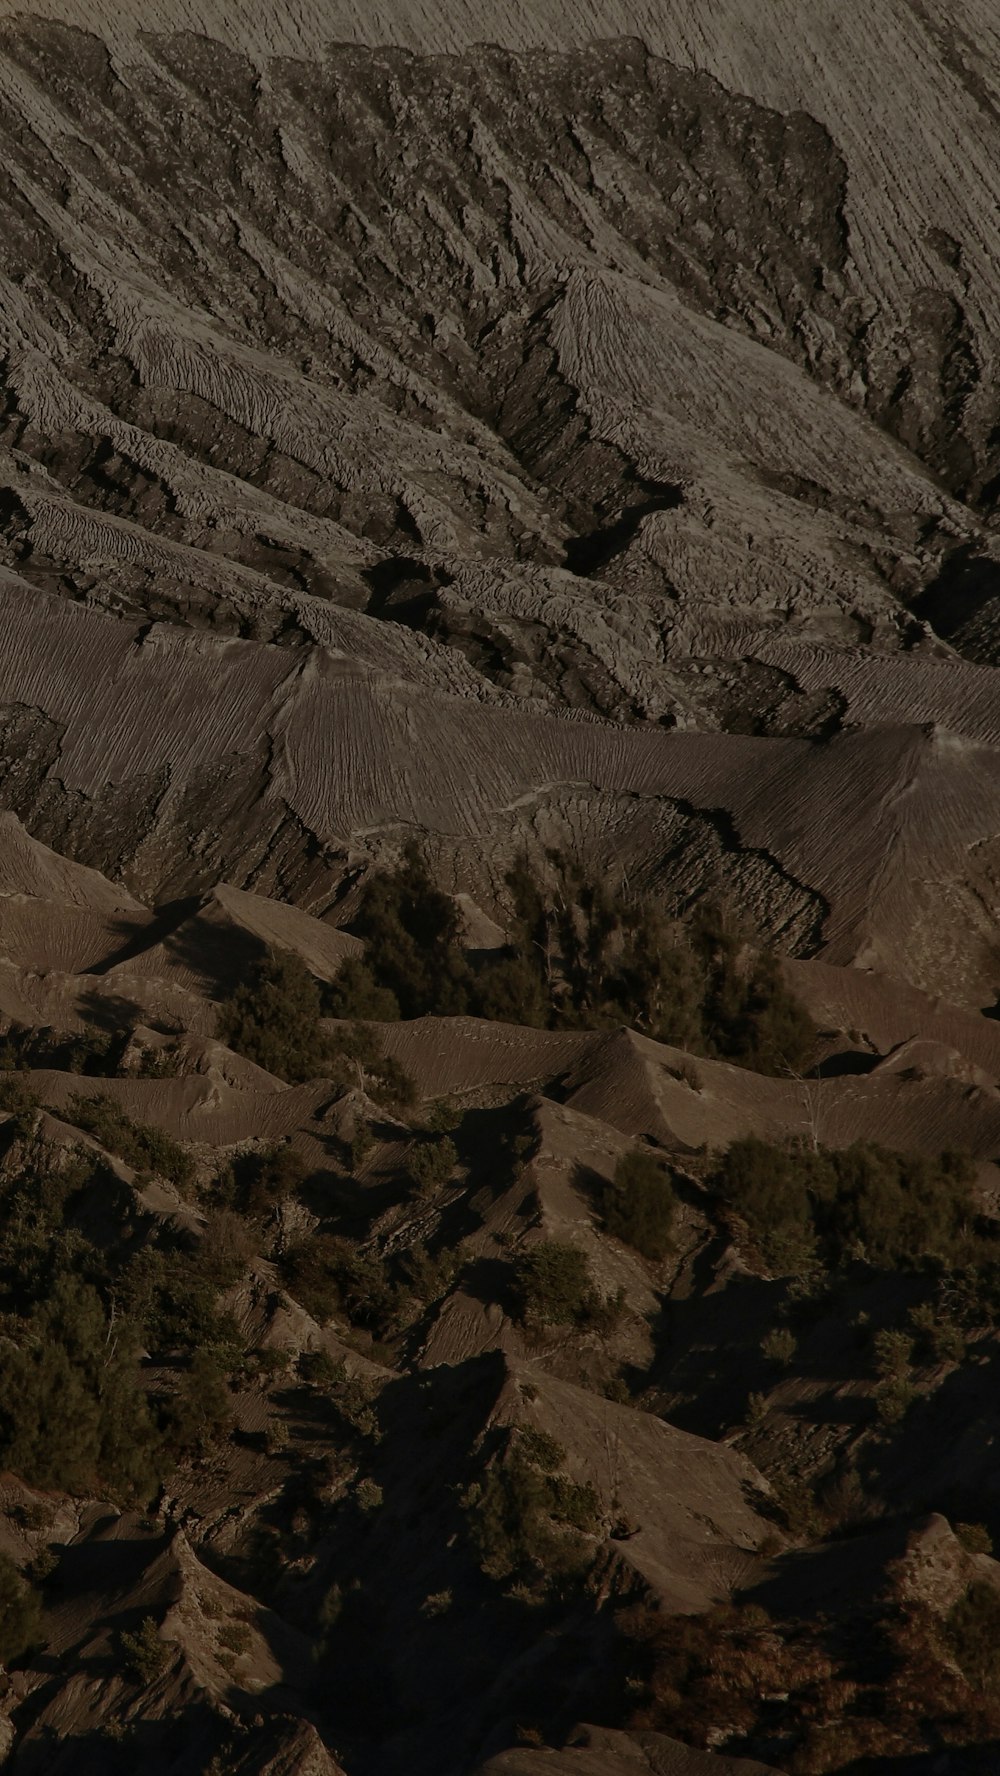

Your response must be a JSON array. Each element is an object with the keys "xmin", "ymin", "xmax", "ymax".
[
  {"xmin": 362, "ymin": 556, "xmax": 453, "ymax": 628},
  {"xmin": 563, "ymin": 478, "xmax": 683, "ymax": 576},
  {"xmin": 911, "ymin": 540, "xmax": 1000, "ymax": 641},
  {"xmin": 814, "ymin": 1048, "xmax": 880, "ymax": 1077},
  {"xmin": 85, "ymin": 898, "xmax": 202, "ymax": 979}
]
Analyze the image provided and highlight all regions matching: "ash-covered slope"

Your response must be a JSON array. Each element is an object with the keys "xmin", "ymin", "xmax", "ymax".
[
  {"xmin": 0, "ymin": 7, "xmax": 997, "ymax": 1015},
  {"xmin": 4, "ymin": 6, "xmax": 1000, "ymax": 1774},
  {"xmin": 0, "ymin": 9, "xmax": 993, "ymax": 710},
  {"xmin": 9, "ymin": 0, "xmax": 1000, "ymax": 504}
]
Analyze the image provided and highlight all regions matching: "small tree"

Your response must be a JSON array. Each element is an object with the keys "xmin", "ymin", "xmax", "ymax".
[
  {"xmin": 406, "ymin": 1136, "xmax": 457, "ymax": 1199},
  {"xmin": 601, "ymin": 1149, "xmax": 676, "ymax": 1261},
  {"xmin": 218, "ymin": 950, "xmax": 329, "ymax": 1083},
  {"xmin": 119, "ymin": 1616, "xmax": 169, "ymax": 1685},
  {"xmin": 514, "ymin": 1243, "xmax": 596, "ymax": 1328},
  {"xmin": 0, "ymin": 1555, "xmax": 41, "ymax": 1666}
]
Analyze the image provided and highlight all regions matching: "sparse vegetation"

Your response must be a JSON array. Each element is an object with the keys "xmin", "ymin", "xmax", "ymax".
[
  {"xmin": 219, "ymin": 949, "xmax": 415, "ymax": 1105},
  {"xmin": 945, "ymin": 1581, "xmax": 1000, "ymax": 1691},
  {"xmin": 760, "ymin": 1327, "xmax": 797, "ymax": 1366},
  {"xmin": 328, "ymin": 847, "xmax": 815, "ymax": 1075},
  {"xmin": 405, "ymin": 1133, "xmax": 458, "ymax": 1197},
  {"xmin": 463, "ymin": 1429, "xmax": 601, "ymax": 1596},
  {"xmin": 64, "ymin": 1092, "xmax": 195, "ymax": 1188},
  {"xmin": 600, "ymin": 1147, "xmax": 676, "ymax": 1260},
  {"xmin": 513, "ymin": 1241, "xmax": 622, "ymax": 1331},
  {"xmin": 119, "ymin": 1616, "xmax": 170, "ymax": 1685},
  {"xmin": 714, "ymin": 1135, "xmax": 979, "ymax": 1275},
  {"xmin": 0, "ymin": 1555, "xmax": 41, "ymax": 1666},
  {"xmin": 955, "ymin": 1521, "xmax": 993, "ymax": 1555}
]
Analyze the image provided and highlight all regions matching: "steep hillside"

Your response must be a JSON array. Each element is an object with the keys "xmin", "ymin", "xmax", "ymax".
[{"xmin": 1, "ymin": 4, "xmax": 1000, "ymax": 1772}]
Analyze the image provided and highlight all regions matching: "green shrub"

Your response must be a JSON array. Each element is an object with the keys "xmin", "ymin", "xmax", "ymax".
[
  {"xmin": 119, "ymin": 1616, "xmax": 169, "ymax": 1685},
  {"xmin": 761, "ymin": 1328, "xmax": 797, "ymax": 1367},
  {"xmin": 713, "ymin": 1136, "xmax": 818, "ymax": 1273},
  {"xmin": 298, "ymin": 1348, "xmax": 342, "ymax": 1388},
  {"xmin": 218, "ymin": 950, "xmax": 330, "ymax": 1082},
  {"xmin": 955, "ymin": 1522, "xmax": 993, "ymax": 1556},
  {"xmin": 349, "ymin": 1119, "xmax": 374, "ymax": 1172},
  {"xmin": 513, "ymin": 1242, "xmax": 600, "ymax": 1328},
  {"xmin": 399, "ymin": 1242, "xmax": 459, "ymax": 1303},
  {"xmin": 945, "ymin": 1581, "xmax": 1000, "ymax": 1689},
  {"xmin": 463, "ymin": 1432, "xmax": 600, "ymax": 1594},
  {"xmin": 601, "ymin": 1149, "xmax": 676, "ymax": 1261},
  {"xmin": 0, "ymin": 1075, "xmax": 41, "ymax": 1138},
  {"xmin": 356, "ymin": 1477, "xmax": 383, "ymax": 1512},
  {"xmin": 334, "ymin": 845, "xmax": 472, "ymax": 1021},
  {"xmin": 196, "ymin": 1210, "xmax": 258, "ymax": 1290},
  {"xmin": 516, "ymin": 1428, "xmax": 565, "ymax": 1473},
  {"xmin": 324, "ymin": 849, "xmax": 814, "ymax": 1076},
  {"xmin": 908, "ymin": 1299, "xmax": 967, "ymax": 1364},
  {"xmin": 299, "ymin": 1352, "xmax": 381, "ymax": 1441},
  {"xmin": 0, "ymin": 1024, "xmax": 118, "ymax": 1077},
  {"xmin": 283, "ymin": 1236, "xmax": 404, "ymax": 1337},
  {"xmin": 326, "ymin": 956, "xmax": 401, "ymax": 1022},
  {"xmin": 120, "ymin": 1245, "xmax": 236, "ymax": 1356},
  {"xmin": 0, "ymin": 1554, "xmax": 41, "ymax": 1666},
  {"xmin": 228, "ymin": 1143, "xmax": 307, "ymax": 1216},
  {"xmin": 163, "ymin": 1349, "xmax": 233, "ymax": 1459},
  {"xmin": 220, "ymin": 951, "xmax": 416, "ymax": 1106},
  {"xmin": 218, "ymin": 1622, "xmax": 252, "ymax": 1656},
  {"xmin": 872, "ymin": 1328, "xmax": 913, "ymax": 1380},
  {"xmin": 0, "ymin": 1274, "xmax": 161, "ymax": 1499},
  {"xmin": 874, "ymin": 1377, "xmax": 917, "ymax": 1428},
  {"xmin": 406, "ymin": 1135, "xmax": 457, "ymax": 1198},
  {"xmin": 425, "ymin": 1098, "xmax": 461, "ymax": 1134},
  {"xmin": 714, "ymin": 1137, "xmax": 978, "ymax": 1276},
  {"xmin": 64, "ymin": 1094, "xmax": 194, "ymax": 1189}
]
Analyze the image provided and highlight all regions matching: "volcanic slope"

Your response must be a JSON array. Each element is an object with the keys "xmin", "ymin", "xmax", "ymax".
[
  {"xmin": 0, "ymin": 12, "xmax": 997, "ymax": 732},
  {"xmin": 5, "ymin": 5, "xmax": 1000, "ymax": 1774},
  {"xmin": 4, "ymin": 827, "xmax": 1000, "ymax": 1767}
]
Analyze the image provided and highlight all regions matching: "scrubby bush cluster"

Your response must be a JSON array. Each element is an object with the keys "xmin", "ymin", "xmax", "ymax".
[
  {"xmin": 714, "ymin": 1135, "xmax": 978, "ymax": 1274},
  {"xmin": 513, "ymin": 1241, "xmax": 623, "ymax": 1331},
  {"xmin": 327, "ymin": 847, "xmax": 814, "ymax": 1075},
  {"xmin": 0, "ymin": 1126, "xmax": 246, "ymax": 1498},
  {"xmin": 219, "ymin": 950, "xmax": 415, "ymax": 1103},
  {"xmin": 615, "ymin": 1582, "xmax": 1000, "ymax": 1770},
  {"xmin": 0, "ymin": 1553, "xmax": 41, "ymax": 1667},
  {"xmin": 282, "ymin": 1228, "xmax": 458, "ymax": 1343},
  {"xmin": 600, "ymin": 1148, "xmax": 676, "ymax": 1261},
  {"xmin": 0, "ymin": 1023, "xmax": 118, "ymax": 1076},
  {"xmin": 462, "ymin": 1426, "xmax": 601, "ymax": 1596},
  {"xmin": 64, "ymin": 1093, "xmax": 194, "ymax": 1188}
]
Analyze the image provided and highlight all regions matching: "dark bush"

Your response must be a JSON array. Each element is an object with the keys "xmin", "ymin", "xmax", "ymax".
[
  {"xmin": 227, "ymin": 1142, "xmax": 308, "ymax": 1216},
  {"xmin": 219, "ymin": 948, "xmax": 416, "ymax": 1107},
  {"xmin": 0, "ymin": 1274, "xmax": 161, "ymax": 1498},
  {"xmin": 219, "ymin": 950, "xmax": 333, "ymax": 1082},
  {"xmin": 0, "ymin": 1554, "xmax": 41, "ymax": 1666},
  {"xmin": 512, "ymin": 1241, "xmax": 619, "ymax": 1330},
  {"xmin": 601, "ymin": 1149, "xmax": 676, "ymax": 1261},
  {"xmin": 326, "ymin": 848, "xmax": 814, "ymax": 1077},
  {"xmin": 283, "ymin": 1236, "xmax": 405, "ymax": 1337},
  {"xmin": 162, "ymin": 1349, "xmax": 233, "ymax": 1459},
  {"xmin": 119, "ymin": 1616, "xmax": 169, "ymax": 1685},
  {"xmin": 64, "ymin": 1094, "xmax": 194, "ymax": 1189},
  {"xmin": 463, "ymin": 1429, "xmax": 601, "ymax": 1593},
  {"xmin": 945, "ymin": 1581, "xmax": 1000, "ymax": 1690},
  {"xmin": 337, "ymin": 844, "xmax": 472, "ymax": 1020},
  {"xmin": 405, "ymin": 1134, "xmax": 457, "ymax": 1198},
  {"xmin": 714, "ymin": 1136, "xmax": 979, "ymax": 1275}
]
